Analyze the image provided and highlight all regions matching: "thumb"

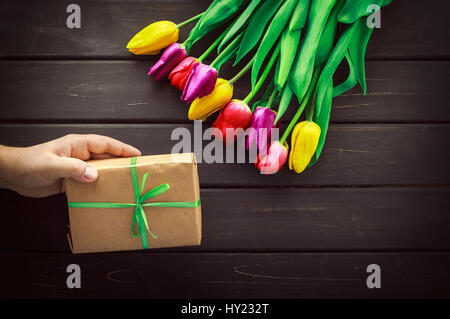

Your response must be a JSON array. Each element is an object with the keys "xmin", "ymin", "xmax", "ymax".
[{"xmin": 52, "ymin": 157, "xmax": 98, "ymax": 183}]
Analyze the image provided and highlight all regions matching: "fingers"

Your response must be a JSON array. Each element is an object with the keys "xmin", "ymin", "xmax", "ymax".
[
  {"xmin": 47, "ymin": 156, "xmax": 98, "ymax": 183},
  {"xmin": 44, "ymin": 134, "xmax": 142, "ymax": 184},
  {"xmin": 85, "ymin": 135, "xmax": 142, "ymax": 157},
  {"xmin": 90, "ymin": 153, "xmax": 118, "ymax": 160},
  {"xmin": 58, "ymin": 134, "xmax": 142, "ymax": 159}
]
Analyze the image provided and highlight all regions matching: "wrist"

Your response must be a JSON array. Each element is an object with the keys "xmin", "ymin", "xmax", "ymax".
[{"xmin": 0, "ymin": 145, "xmax": 23, "ymax": 191}]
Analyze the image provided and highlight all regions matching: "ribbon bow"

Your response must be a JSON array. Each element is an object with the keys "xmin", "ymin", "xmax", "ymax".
[{"xmin": 68, "ymin": 156, "xmax": 201, "ymax": 249}]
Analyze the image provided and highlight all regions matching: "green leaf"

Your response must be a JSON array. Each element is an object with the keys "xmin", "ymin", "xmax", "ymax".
[
  {"xmin": 309, "ymin": 78, "xmax": 333, "ymax": 167},
  {"xmin": 289, "ymin": 0, "xmax": 336, "ymax": 104},
  {"xmin": 347, "ymin": 18, "xmax": 373, "ymax": 94},
  {"xmin": 211, "ymin": 33, "xmax": 243, "ymax": 72},
  {"xmin": 251, "ymin": 79, "xmax": 280, "ymax": 109},
  {"xmin": 314, "ymin": 0, "xmax": 344, "ymax": 68},
  {"xmin": 234, "ymin": 0, "xmax": 283, "ymax": 65},
  {"xmin": 185, "ymin": 0, "xmax": 249, "ymax": 51},
  {"xmin": 256, "ymin": 91, "xmax": 282, "ymax": 108},
  {"xmin": 338, "ymin": 0, "xmax": 385, "ymax": 24},
  {"xmin": 276, "ymin": 0, "xmax": 313, "ymax": 89},
  {"xmin": 251, "ymin": 0, "xmax": 298, "ymax": 88},
  {"xmin": 274, "ymin": 52, "xmax": 281, "ymax": 87},
  {"xmin": 261, "ymin": 78, "xmax": 276, "ymax": 100},
  {"xmin": 215, "ymin": 44, "xmax": 239, "ymax": 73},
  {"xmin": 314, "ymin": 21, "xmax": 359, "ymax": 117},
  {"xmin": 333, "ymin": 52, "xmax": 357, "ymax": 97},
  {"xmin": 275, "ymin": 84, "xmax": 293, "ymax": 124},
  {"xmin": 276, "ymin": 27, "xmax": 302, "ymax": 90},
  {"xmin": 218, "ymin": 0, "xmax": 262, "ymax": 52},
  {"xmin": 289, "ymin": 0, "xmax": 310, "ymax": 31}
]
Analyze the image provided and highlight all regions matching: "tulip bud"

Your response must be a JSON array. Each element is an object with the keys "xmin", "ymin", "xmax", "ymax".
[
  {"xmin": 181, "ymin": 63, "xmax": 218, "ymax": 103},
  {"xmin": 127, "ymin": 21, "xmax": 179, "ymax": 55},
  {"xmin": 255, "ymin": 141, "xmax": 288, "ymax": 175},
  {"xmin": 289, "ymin": 121, "xmax": 321, "ymax": 173},
  {"xmin": 188, "ymin": 78, "xmax": 233, "ymax": 121},
  {"xmin": 246, "ymin": 107, "xmax": 280, "ymax": 155},
  {"xmin": 168, "ymin": 57, "xmax": 199, "ymax": 91},
  {"xmin": 148, "ymin": 43, "xmax": 187, "ymax": 81},
  {"xmin": 212, "ymin": 100, "xmax": 253, "ymax": 145}
]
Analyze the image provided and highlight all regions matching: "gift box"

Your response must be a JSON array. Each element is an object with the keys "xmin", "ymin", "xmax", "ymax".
[{"xmin": 64, "ymin": 153, "xmax": 201, "ymax": 254}]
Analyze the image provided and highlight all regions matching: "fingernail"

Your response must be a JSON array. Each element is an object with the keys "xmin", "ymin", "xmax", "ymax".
[{"xmin": 83, "ymin": 166, "xmax": 98, "ymax": 181}]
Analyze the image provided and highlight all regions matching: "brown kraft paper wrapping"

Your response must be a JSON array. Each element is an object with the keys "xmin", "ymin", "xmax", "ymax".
[{"xmin": 64, "ymin": 153, "xmax": 201, "ymax": 254}]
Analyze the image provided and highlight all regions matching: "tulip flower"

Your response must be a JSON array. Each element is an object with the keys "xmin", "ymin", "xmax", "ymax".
[
  {"xmin": 289, "ymin": 121, "xmax": 321, "ymax": 173},
  {"xmin": 181, "ymin": 63, "xmax": 218, "ymax": 103},
  {"xmin": 148, "ymin": 43, "xmax": 187, "ymax": 81},
  {"xmin": 127, "ymin": 21, "xmax": 179, "ymax": 55},
  {"xmin": 255, "ymin": 141, "xmax": 288, "ymax": 175},
  {"xmin": 246, "ymin": 107, "xmax": 279, "ymax": 155},
  {"xmin": 188, "ymin": 78, "xmax": 233, "ymax": 121},
  {"xmin": 212, "ymin": 100, "xmax": 253, "ymax": 145},
  {"xmin": 168, "ymin": 57, "xmax": 199, "ymax": 91}
]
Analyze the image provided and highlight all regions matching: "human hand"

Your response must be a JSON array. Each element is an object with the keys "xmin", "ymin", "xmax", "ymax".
[{"xmin": 0, "ymin": 134, "xmax": 141, "ymax": 198}]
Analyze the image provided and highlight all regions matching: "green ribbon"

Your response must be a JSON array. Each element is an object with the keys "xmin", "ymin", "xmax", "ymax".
[{"xmin": 68, "ymin": 157, "xmax": 201, "ymax": 249}]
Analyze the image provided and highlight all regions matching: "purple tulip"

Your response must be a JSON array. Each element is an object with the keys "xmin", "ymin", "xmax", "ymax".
[
  {"xmin": 148, "ymin": 43, "xmax": 187, "ymax": 81},
  {"xmin": 246, "ymin": 107, "xmax": 280, "ymax": 155},
  {"xmin": 181, "ymin": 63, "xmax": 217, "ymax": 103}
]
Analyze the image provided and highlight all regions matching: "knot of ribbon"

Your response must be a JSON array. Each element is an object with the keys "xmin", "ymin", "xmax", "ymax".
[{"xmin": 68, "ymin": 156, "xmax": 201, "ymax": 249}]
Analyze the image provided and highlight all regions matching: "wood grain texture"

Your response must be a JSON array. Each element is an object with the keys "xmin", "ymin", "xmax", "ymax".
[
  {"xmin": 0, "ymin": 124, "xmax": 449, "ymax": 187},
  {"xmin": 1, "ymin": 61, "xmax": 448, "ymax": 123},
  {"xmin": 1, "ymin": 188, "xmax": 449, "ymax": 252},
  {"xmin": 0, "ymin": 0, "xmax": 447, "ymax": 59},
  {"xmin": 1, "ymin": 251, "xmax": 449, "ymax": 298}
]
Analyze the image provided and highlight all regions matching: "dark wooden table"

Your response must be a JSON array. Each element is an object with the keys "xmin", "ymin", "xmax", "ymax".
[{"xmin": 0, "ymin": 0, "xmax": 449, "ymax": 299}]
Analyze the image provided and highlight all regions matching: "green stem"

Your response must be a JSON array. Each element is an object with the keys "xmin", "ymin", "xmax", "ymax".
[
  {"xmin": 210, "ymin": 33, "xmax": 243, "ymax": 69},
  {"xmin": 197, "ymin": 25, "xmax": 232, "ymax": 63},
  {"xmin": 229, "ymin": 56, "xmax": 255, "ymax": 85},
  {"xmin": 306, "ymin": 95, "xmax": 315, "ymax": 121},
  {"xmin": 279, "ymin": 69, "xmax": 320, "ymax": 144},
  {"xmin": 266, "ymin": 89, "xmax": 277, "ymax": 109},
  {"xmin": 176, "ymin": 12, "xmax": 204, "ymax": 29},
  {"xmin": 244, "ymin": 43, "xmax": 281, "ymax": 107}
]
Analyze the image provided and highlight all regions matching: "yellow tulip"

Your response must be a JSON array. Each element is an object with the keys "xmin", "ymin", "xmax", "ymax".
[
  {"xmin": 126, "ymin": 21, "xmax": 179, "ymax": 55},
  {"xmin": 188, "ymin": 78, "xmax": 233, "ymax": 121},
  {"xmin": 288, "ymin": 121, "xmax": 321, "ymax": 173}
]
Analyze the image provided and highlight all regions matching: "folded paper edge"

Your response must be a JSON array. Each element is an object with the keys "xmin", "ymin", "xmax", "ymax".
[{"xmin": 67, "ymin": 231, "xmax": 74, "ymax": 253}]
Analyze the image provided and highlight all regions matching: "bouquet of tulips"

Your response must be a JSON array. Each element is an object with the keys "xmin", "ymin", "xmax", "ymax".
[{"xmin": 126, "ymin": 0, "xmax": 391, "ymax": 175}]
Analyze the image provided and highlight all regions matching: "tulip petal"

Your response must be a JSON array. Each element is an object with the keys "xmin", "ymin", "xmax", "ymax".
[
  {"xmin": 188, "ymin": 78, "xmax": 233, "ymax": 121},
  {"xmin": 289, "ymin": 121, "xmax": 321, "ymax": 173},
  {"xmin": 182, "ymin": 64, "xmax": 218, "ymax": 103},
  {"xmin": 148, "ymin": 43, "xmax": 186, "ymax": 81},
  {"xmin": 212, "ymin": 99, "xmax": 252, "ymax": 145},
  {"xmin": 127, "ymin": 21, "xmax": 179, "ymax": 55}
]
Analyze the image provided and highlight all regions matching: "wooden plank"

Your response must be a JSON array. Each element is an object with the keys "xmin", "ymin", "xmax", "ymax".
[
  {"xmin": 0, "ymin": 0, "xmax": 447, "ymax": 59},
  {"xmin": 1, "ymin": 61, "xmax": 448, "ymax": 123},
  {"xmin": 1, "ymin": 251, "xmax": 449, "ymax": 298},
  {"xmin": 0, "ymin": 124, "xmax": 449, "ymax": 187},
  {"xmin": 1, "ymin": 188, "xmax": 449, "ymax": 252}
]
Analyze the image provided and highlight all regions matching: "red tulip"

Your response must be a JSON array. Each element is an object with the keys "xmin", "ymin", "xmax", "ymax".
[
  {"xmin": 168, "ymin": 57, "xmax": 199, "ymax": 91},
  {"xmin": 255, "ymin": 141, "xmax": 288, "ymax": 175},
  {"xmin": 212, "ymin": 100, "xmax": 252, "ymax": 145}
]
